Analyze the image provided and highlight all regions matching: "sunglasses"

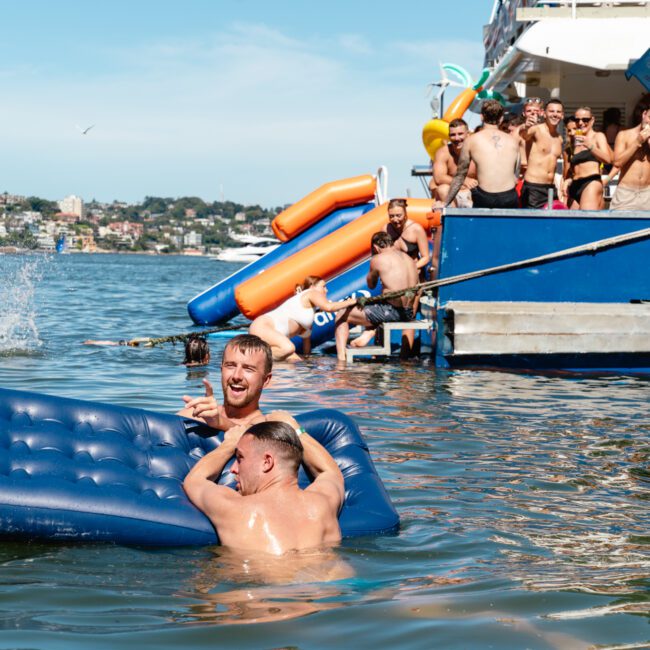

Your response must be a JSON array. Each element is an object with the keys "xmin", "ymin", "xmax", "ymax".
[{"xmin": 574, "ymin": 117, "xmax": 592, "ymax": 123}]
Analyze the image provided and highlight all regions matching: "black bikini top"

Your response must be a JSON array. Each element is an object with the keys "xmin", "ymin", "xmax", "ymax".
[{"xmin": 571, "ymin": 148, "xmax": 598, "ymax": 166}]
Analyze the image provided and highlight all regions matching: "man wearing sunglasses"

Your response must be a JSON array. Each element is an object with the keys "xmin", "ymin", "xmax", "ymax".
[
  {"xmin": 519, "ymin": 99, "xmax": 565, "ymax": 208},
  {"xmin": 611, "ymin": 95, "xmax": 650, "ymax": 211}
]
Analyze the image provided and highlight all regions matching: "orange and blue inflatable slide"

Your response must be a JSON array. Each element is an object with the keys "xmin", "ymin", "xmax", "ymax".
[
  {"xmin": 236, "ymin": 198, "xmax": 440, "ymax": 320},
  {"xmin": 271, "ymin": 174, "xmax": 376, "ymax": 242}
]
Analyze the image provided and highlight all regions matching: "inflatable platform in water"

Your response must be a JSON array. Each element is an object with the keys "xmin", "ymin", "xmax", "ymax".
[
  {"xmin": 0, "ymin": 388, "xmax": 399, "ymax": 546},
  {"xmin": 235, "ymin": 198, "xmax": 440, "ymax": 320},
  {"xmin": 187, "ymin": 203, "xmax": 374, "ymax": 326}
]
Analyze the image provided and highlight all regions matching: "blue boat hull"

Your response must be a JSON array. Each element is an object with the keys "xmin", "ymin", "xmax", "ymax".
[{"xmin": 434, "ymin": 208, "xmax": 650, "ymax": 373}]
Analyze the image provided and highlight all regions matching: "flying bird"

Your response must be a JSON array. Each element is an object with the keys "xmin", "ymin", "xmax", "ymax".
[{"xmin": 76, "ymin": 124, "xmax": 95, "ymax": 135}]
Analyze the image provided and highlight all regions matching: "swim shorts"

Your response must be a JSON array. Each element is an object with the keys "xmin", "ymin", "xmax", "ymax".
[
  {"xmin": 363, "ymin": 303, "xmax": 414, "ymax": 326},
  {"xmin": 520, "ymin": 181, "xmax": 557, "ymax": 209},
  {"xmin": 610, "ymin": 184, "xmax": 650, "ymax": 211},
  {"xmin": 471, "ymin": 186, "xmax": 520, "ymax": 209}
]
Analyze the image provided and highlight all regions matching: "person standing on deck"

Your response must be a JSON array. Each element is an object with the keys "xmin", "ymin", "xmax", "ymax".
[
  {"xmin": 518, "ymin": 97, "xmax": 545, "ymax": 179},
  {"xmin": 430, "ymin": 119, "xmax": 477, "ymax": 208},
  {"xmin": 519, "ymin": 99, "xmax": 565, "ymax": 208},
  {"xmin": 562, "ymin": 107, "xmax": 612, "ymax": 210},
  {"xmin": 437, "ymin": 100, "xmax": 520, "ymax": 210},
  {"xmin": 610, "ymin": 96, "xmax": 650, "ymax": 211}
]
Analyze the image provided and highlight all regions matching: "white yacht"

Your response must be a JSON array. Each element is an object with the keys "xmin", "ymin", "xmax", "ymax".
[
  {"xmin": 480, "ymin": 0, "xmax": 649, "ymax": 121},
  {"xmin": 213, "ymin": 234, "xmax": 279, "ymax": 263}
]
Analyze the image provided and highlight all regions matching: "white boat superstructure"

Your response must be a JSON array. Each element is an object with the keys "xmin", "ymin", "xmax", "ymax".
[
  {"xmin": 213, "ymin": 232, "xmax": 279, "ymax": 262},
  {"xmin": 480, "ymin": 0, "xmax": 649, "ymax": 122},
  {"xmin": 213, "ymin": 240, "xmax": 279, "ymax": 263}
]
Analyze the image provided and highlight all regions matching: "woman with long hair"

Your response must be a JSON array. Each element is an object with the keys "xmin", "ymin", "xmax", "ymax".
[{"xmin": 249, "ymin": 276, "xmax": 356, "ymax": 361}]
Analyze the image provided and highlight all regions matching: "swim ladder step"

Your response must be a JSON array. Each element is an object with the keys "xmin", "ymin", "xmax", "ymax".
[{"xmin": 345, "ymin": 320, "xmax": 433, "ymax": 362}]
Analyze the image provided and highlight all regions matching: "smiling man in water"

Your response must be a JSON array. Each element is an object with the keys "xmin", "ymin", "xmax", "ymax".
[
  {"xmin": 179, "ymin": 334, "xmax": 345, "ymax": 553},
  {"xmin": 178, "ymin": 334, "xmax": 275, "ymax": 430},
  {"xmin": 183, "ymin": 419, "xmax": 344, "ymax": 554}
]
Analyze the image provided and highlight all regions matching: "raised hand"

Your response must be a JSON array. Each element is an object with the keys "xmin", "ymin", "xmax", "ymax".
[{"xmin": 181, "ymin": 378, "xmax": 223, "ymax": 428}]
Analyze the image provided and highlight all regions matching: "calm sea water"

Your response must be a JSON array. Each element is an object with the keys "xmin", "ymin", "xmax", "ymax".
[{"xmin": 1, "ymin": 252, "xmax": 649, "ymax": 650}]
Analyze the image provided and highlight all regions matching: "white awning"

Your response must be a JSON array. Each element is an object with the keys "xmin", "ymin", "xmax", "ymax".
[{"xmin": 516, "ymin": 18, "xmax": 648, "ymax": 71}]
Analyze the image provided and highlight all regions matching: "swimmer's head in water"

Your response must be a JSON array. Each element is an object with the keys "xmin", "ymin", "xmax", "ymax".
[{"xmin": 183, "ymin": 335, "xmax": 210, "ymax": 366}]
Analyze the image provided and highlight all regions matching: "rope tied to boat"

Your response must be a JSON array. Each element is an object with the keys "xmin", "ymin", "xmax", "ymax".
[
  {"xmin": 128, "ymin": 324, "xmax": 249, "ymax": 348},
  {"xmin": 355, "ymin": 226, "xmax": 650, "ymax": 307}
]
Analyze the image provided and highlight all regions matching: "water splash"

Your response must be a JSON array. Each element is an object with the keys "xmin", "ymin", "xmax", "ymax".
[{"xmin": 0, "ymin": 254, "xmax": 45, "ymax": 354}]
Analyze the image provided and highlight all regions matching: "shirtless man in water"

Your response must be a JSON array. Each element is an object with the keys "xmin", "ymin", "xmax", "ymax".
[
  {"xmin": 439, "ymin": 100, "xmax": 520, "ymax": 210},
  {"xmin": 184, "ymin": 419, "xmax": 344, "ymax": 555},
  {"xmin": 430, "ymin": 118, "xmax": 477, "ymax": 207},
  {"xmin": 335, "ymin": 231, "xmax": 418, "ymax": 361},
  {"xmin": 611, "ymin": 95, "xmax": 650, "ymax": 211},
  {"xmin": 519, "ymin": 98, "xmax": 565, "ymax": 208}
]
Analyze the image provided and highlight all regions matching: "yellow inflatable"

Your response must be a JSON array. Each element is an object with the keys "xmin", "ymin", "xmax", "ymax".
[
  {"xmin": 421, "ymin": 119, "xmax": 449, "ymax": 159},
  {"xmin": 421, "ymin": 67, "xmax": 493, "ymax": 159}
]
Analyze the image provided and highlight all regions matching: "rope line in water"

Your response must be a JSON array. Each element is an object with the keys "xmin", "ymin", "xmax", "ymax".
[
  {"xmin": 356, "ymin": 226, "xmax": 650, "ymax": 307},
  {"xmin": 132, "ymin": 324, "xmax": 248, "ymax": 348}
]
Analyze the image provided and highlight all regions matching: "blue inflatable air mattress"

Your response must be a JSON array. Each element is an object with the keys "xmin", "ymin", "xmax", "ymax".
[{"xmin": 0, "ymin": 388, "xmax": 399, "ymax": 546}]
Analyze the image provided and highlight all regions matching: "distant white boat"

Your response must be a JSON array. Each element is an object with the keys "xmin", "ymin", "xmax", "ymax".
[{"xmin": 214, "ymin": 240, "xmax": 279, "ymax": 263}]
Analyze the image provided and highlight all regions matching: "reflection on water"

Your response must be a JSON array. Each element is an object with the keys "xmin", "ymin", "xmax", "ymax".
[
  {"xmin": 177, "ymin": 546, "xmax": 355, "ymax": 625},
  {"xmin": 0, "ymin": 254, "xmax": 649, "ymax": 648}
]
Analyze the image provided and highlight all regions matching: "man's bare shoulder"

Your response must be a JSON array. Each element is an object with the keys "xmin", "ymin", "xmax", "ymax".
[
  {"xmin": 617, "ymin": 126, "xmax": 638, "ymax": 143},
  {"xmin": 434, "ymin": 145, "xmax": 451, "ymax": 162},
  {"xmin": 304, "ymin": 479, "xmax": 344, "ymax": 515},
  {"xmin": 191, "ymin": 481, "xmax": 242, "ymax": 520}
]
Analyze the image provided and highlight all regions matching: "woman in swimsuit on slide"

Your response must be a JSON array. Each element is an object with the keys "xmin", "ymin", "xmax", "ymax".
[
  {"xmin": 563, "ymin": 107, "xmax": 612, "ymax": 210},
  {"xmin": 249, "ymin": 276, "xmax": 356, "ymax": 362}
]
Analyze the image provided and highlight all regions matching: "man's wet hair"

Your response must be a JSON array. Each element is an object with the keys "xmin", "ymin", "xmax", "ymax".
[
  {"xmin": 448, "ymin": 118, "xmax": 468, "ymax": 130},
  {"xmin": 224, "ymin": 334, "xmax": 273, "ymax": 375},
  {"xmin": 245, "ymin": 420, "xmax": 303, "ymax": 472},
  {"xmin": 481, "ymin": 99, "xmax": 505, "ymax": 125},
  {"xmin": 546, "ymin": 98, "xmax": 564, "ymax": 110},
  {"xmin": 183, "ymin": 334, "xmax": 210, "ymax": 366},
  {"xmin": 371, "ymin": 231, "xmax": 394, "ymax": 250}
]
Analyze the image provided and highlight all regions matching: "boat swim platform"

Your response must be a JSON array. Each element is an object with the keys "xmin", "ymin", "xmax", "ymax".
[
  {"xmin": 345, "ymin": 320, "xmax": 434, "ymax": 363},
  {"xmin": 438, "ymin": 300, "xmax": 650, "ymax": 358}
]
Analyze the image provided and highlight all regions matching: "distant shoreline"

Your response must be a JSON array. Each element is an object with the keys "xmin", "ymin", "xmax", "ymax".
[{"xmin": 0, "ymin": 247, "xmax": 213, "ymax": 257}]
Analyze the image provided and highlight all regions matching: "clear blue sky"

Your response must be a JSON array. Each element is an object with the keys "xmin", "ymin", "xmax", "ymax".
[{"xmin": 1, "ymin": 0, "xmax": 489, "ymax": 207}]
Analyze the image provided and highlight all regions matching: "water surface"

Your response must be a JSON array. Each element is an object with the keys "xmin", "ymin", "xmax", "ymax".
[{"xmin": 0, "ymin": 253, "xmax": 648, "ymax": 649}]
